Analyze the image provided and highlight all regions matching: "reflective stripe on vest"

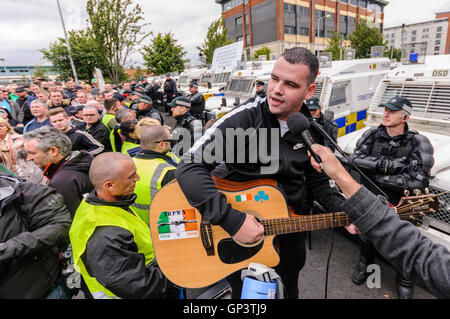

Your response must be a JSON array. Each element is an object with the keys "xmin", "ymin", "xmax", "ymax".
[
  {"xmin": 166, "ymin": 152, "xmax": 180, "ymax": 164},
  {"xmin": 131, "ymin": 158, "xmax": 176, "ymax": 224},
  {"xmin": 70, "ymin": 199, "xmax": 155, "ymax": 299}
]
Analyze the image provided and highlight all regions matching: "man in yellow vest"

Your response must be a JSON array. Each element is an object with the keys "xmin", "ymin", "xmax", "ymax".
[
  {"xmin": 131, "ymin": 125, "xmax": 177, "ymax": 224},
  {"xmin": 102, "ymin": 98, "xmax": 122, "ymax": 133},
  {"xmin": 69, "ymin": 152, "xmax": 170, "ymax": 299}
]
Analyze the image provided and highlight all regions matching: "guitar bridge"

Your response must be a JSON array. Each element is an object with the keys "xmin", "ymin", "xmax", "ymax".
[{"xmin": 200, "ymin": 219, "xmax": 215, "ymax": 256}]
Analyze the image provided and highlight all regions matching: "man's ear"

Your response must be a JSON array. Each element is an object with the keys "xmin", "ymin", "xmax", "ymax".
[
  {"xmin": 305, "ymin": 82, "xmax": 317, "ymax": 101},
  {"xmin": 103, "ymin": 180, "xmax": 114, "ymax": 192}
]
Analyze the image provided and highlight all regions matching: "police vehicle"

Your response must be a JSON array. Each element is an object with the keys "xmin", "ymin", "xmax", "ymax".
[
  {"xmin": 313, "ymin": 48, "xmax": 391, "ymax": 138},
  {"xmin": 204, "ymin": 60, "xmax": 276, "ymax": 121},
  {"xmin": 338, "ymin": 53, "xmax": 450, "ymax": 247},
  {"xmin": 177, "ymin": 68, "xmax": 209, "ymax": 94}
]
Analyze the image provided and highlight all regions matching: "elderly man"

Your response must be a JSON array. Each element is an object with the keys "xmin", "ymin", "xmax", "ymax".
[
  {"xmin": 23, "ymin": 100, "xmax": 51, "ymax": 133},
  {"xmin": 69, "ymin": 152, "xmax": 171, "ymax": 299},
  {"xmin": 47, "ymin": 107, "xmax": 104, "ymax": 157},
  {"xmin": 24, "ymin": 126, "xmax": 93, "ymax": 218},
  {"xmin": 82, "ymin": 105, "xmax": 112, "ymax": 152}
]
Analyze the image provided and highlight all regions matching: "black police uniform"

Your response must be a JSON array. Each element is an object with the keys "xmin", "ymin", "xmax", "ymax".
[{"xmin": 350, "ymin": 96, "xmax": 434, "ymax": 299}]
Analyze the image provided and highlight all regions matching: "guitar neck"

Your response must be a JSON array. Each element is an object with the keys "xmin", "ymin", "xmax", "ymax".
[{"xmin": 261, "ymin": 212, "xmax": 350, "ymax": 235}]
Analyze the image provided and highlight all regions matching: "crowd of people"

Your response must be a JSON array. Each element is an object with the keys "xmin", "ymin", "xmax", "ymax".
[{"xmin": 0, "ymin": 48, "xmax": 449, "ymax": 300}]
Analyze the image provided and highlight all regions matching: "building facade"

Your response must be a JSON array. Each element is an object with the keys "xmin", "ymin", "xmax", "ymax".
[
  {"xmin": 0, "ymin": 65, "xmax": 56, "ymax": 85},
  {"xmin": 383, "ymin": 12, "xmax": 450, "ymax": 56},
  {"xmin": 216, "ymin": 0, "xmax": 388, "ymax": 60}
]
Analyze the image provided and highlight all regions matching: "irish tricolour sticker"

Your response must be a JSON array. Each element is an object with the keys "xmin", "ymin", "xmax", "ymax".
[
  {"xmin": 236, "ymin": 194, "xmax": 252, "ymax": 202},
  {"xmin": 157, "ymin": 209, "xmax": 199, "ymax": 241}
]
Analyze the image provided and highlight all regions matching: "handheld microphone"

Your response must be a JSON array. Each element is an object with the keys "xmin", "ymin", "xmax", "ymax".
[{"xmin": 287, "ymin": 113, "xmax": 321, "ymax": 164}]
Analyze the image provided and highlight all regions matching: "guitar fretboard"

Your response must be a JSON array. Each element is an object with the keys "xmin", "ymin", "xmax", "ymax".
[{"xmin": 261, "ymin": 212, "xmax": 350, "ymax": 235}]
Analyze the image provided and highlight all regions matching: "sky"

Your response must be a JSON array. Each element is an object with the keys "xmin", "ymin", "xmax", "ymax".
[{"xmin": 0, "ymin": 0, "xmax": 449, "ymax": 67}]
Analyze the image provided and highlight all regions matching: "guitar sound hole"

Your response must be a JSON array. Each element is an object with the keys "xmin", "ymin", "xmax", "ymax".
[{"xmin": 218, "ymin": 238, "xmax": 263, "ymax": 264}]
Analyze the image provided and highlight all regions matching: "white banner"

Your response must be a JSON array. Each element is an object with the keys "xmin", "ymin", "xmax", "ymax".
[{"xmin": 211, "ymin": 41, "xmax": 244, "ymax": 73}]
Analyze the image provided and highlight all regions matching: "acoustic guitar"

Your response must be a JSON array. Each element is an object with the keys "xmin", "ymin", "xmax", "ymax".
[{"xmin": 149, "ymin": 176, "xmax": 439, "ymax": 288}]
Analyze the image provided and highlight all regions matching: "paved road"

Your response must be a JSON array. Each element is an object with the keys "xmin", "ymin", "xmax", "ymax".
[{"xmin": 297, "ymin": 228, "xmax": 435, "ymax": 299}]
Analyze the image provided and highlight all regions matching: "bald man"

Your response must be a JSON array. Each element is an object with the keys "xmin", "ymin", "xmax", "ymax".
[
  {"xmin": 69, "ymin": 153, "xmax": 171, "ymax": 299},
  {"xmin": 131, "ymin": 125, "xmax": 177, "ymax": 224}
]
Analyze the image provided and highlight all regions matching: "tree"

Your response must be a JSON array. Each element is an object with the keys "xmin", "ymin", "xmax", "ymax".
[
  {"xmin": 197, "ymin": 17, "xmax": 233, "ymax": 64},
  {"xmin": 141, "ymin": 33, "xmax": 188, "ymax": 75},
  {"xmin": 41, "ymin": 29, "xmax": 108, "ymax": 82},
  {"xmin": 324, "ymin": 33, "xmax": 348, "ymax": 60},
  {"xmin": 86, "ymin": 0, "xmax": 152, "ymax": 84},
  {"xmin": 384, "ymin": 46, "xmax": 402, "ymax": 61},
  {"xmin": 32, "ymin": 66, "xmax": 48, "ymax": 81},
  {"xmin": 253, "ymin": 47, "xmax": 271, "ymax": 60},
  {"xmin": 349, "ymin": 19, "xmax": 386, "ymax": 59}
]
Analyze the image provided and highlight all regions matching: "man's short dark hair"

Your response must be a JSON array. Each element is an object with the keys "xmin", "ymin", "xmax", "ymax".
[
  {"xmin": 104, "ymin": 98, "xmax": 119, "ymax": 111},
  {"xmin": 280, "ymin": 47, "xmax": 319, "ymax": 85}
]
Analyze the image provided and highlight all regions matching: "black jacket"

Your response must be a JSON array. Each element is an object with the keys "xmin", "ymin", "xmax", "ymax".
[
  {"xmin": 163, "ymin": 79, "xmax": 177, "ymax": 95},
  {"xmin": 172, "ymin": 112, "xmax": 203, "ymax": 156},
  {"xmin": 0, "ymin": 175, "xmax": 71, "ymax": 298},
  {"xmin": 311, "ymin": 111, "xmax": 338, "ymax": 152},
  {"xmin": 44, "ymin": 151, "xmax": 94, "ymax": 218},
  {"xmin": 187, "ymin": 92, "xmax": 205, "ymax": 117},
  {"xmin": 350, "ymin": 124, "xmax": 434, "ymax": 204},
  {"xmin": 136, "ymin": 107, "xmax": 164, "ymax": 125},
  {"xmin": 343, "ymin": 186, "xmax": 450, "ymax": 298},
  {"xmin": 65, "ymin": 126, "xmax": 104, "ymax": 156},
  {"xmin": 80, "ymin": 192, "xmax": 169, "ymax": 299},
  {"xmin": 84, "ymin": 120, "xmax": 112, "ymax": 152},
  {"xmin": 176, "ymin": 98, "xmax": 345, "ymax": 236}
]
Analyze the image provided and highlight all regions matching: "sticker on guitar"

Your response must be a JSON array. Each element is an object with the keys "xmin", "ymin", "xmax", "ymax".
[{"xmin": 157, "ymin": 209, "xmax": 199, "ymax": 241}]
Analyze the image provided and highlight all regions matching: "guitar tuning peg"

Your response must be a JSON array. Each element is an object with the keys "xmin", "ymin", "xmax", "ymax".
[
  {"xmin": 424, "ymin": 188, "xmax": 429, "ymax": 194},
  {"xmin": 404, "ymin": 190, "xmax": 410, "ymax": 197},
  {"xmin": 413, "ymin": 189, "xmax": 421, "ymax": 196}
]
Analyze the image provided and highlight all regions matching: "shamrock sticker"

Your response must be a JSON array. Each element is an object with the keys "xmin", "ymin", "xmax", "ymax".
[{"xmin": 255, "ymin": 191, "xmax": 269, "ymax": 203}]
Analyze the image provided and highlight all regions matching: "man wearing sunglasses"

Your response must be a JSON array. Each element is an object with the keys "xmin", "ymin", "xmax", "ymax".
[{"xmin": 131, "ymin": 125, "xmax": 177, "ymax": 225}]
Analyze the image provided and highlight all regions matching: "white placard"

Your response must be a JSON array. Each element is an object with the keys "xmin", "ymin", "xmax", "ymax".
[{"xmin": 211, "ymin": 41, "xmax": 244, "ymax": 73}]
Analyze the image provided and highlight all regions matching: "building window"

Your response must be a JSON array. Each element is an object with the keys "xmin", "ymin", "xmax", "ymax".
[
  {"xmin": 235, "ymin": 16, "xmax": 242, "ymax": 26},
  {"xmin": 284, "ymin": 3, "xmax": 295, "ymax": 12},
  {"xmin": 436, "ymin": 40, "xmax": 441, "ymax": 45},
  {"xmin": 359, "ymin": 0, "xmax": 367, "ymax": 8},
  {"xmin": 437, "ymin": 26, "xmax": 442, "ymax": 32},
  {"xmin": 285, "ymin": 26, "xmax": 296, "ymax": 34},
  {"xmin": 435, "ymin": 46, "xmax": 440, "ymax": 51},
  {"xmin": 436, "ymin": 33, "xmax": 441, "ymax": 38},
  {"xmin": 349, "ymin": 0, "xmax": 358, "ymax": 6},
  {"xmin": 412, "ymin": 30, "xmax": 416, "ymax": 35},
  {"xmin": 237, "ymin": 35, "xmax": 243, "ymax": 42},
  {"xmin": 340, "ymin": 0, "xmax": 348, "ymax": 3},
  {"xmin": 411, "ymin": 37, "xmax": 416, "ymax": 42},
  {"xmin": 299, "ymin": 6, "xmax": 308, "ymax": 16},
  {"xmin": 299, "ymin": 27, "xmax": 309, "ymax": 36}
]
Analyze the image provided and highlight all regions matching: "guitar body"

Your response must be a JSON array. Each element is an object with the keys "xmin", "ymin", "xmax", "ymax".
[
  {"xmin": 149, "ymin": 177, "xmax": 439, "ymax": 289},
  {"xmin": 149, "ymin": 178, "xmax": 290, "ymax": 288}
]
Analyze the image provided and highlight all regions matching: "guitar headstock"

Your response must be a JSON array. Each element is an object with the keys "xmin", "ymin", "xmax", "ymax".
[{"xmin": 395, "ymin": 194, "xmax": 440, "ymax": 220}]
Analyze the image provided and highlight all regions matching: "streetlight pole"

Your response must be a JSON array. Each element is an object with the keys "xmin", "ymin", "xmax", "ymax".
[
  {"xmin": 56, "ymin": 0, "xmax": 79, "ymax": 84},
  {"xmin": 317, "ymin": 13, "xmax": 331, "ymax": 56}
]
